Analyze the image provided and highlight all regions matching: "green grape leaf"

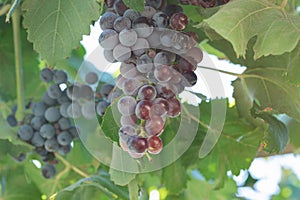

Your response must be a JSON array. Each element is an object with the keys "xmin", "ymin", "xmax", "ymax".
[
  {"xmin": 22, "ymin": 0, "xmax": 100, "ymax": 65},
  {"xmin": 66, "ymin": 140, "xmax": 94, "ymax": 166},
  {"xmin": 123, "ymin": 0, "xmax": 144, "ymax": 12},
  {"xmin": 204, "ymin": 0, "xmax": 300, "ymax": 58}
]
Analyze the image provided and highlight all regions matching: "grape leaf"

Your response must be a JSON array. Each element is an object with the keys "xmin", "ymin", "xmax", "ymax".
[
  {"xmin": 204, "ymin": 0, "xmax": 300, "ymax": 58},
  {"xmin": 22, "ymin": 0, "xmax": 100, "ymax": 65},
  {"xmin": 66, "ymin": 140, "xmax": 94, "ymax": 166},
  {"xmin": 123, "ymin": 0, "xmax": 144, "ymax": 12}
]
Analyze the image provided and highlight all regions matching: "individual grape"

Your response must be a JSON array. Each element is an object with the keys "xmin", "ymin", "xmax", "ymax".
[
  {"xmin": 104, "ymin": 49, "xmax": 117, "ymax": 63},
  {"xmin": 67, "ymin": 102, "xmax": 82, "ymax": 119},
  {"xmin": 108, "ymin": 90, "xmax": 122, "ymax": 102},
  {"xmin": 120, "ymin": 63, "xmax": 139, "ymax": 78},
  {"xmin": 164, "ymin": 4, "xmax": 183, "ymax": 17},
  {"xmin": 137, "ymin": 85, "xmax": 157, "ymax": 101},
  {"xmin": 44, "ymin": 138, "xmax": 59, "ymax": 152},
  {"xmin": 144, "ymin": 115, "xmax": 164, "ymax": 136},
  {"xmin": 116, "ymin": 75, "xmax": 127, "ymax": 89},
  {"xmin": 40, "ymin": 68, "xmax": 53, "ymax": 82},
  {"xmin": 40, "ymin": 124, "xmax": 55, "ymax": 139},
  {"xmin": 156, "ymin": 84, "xmax": 176, "ymax": 99},
  {"xmin": 185, "ymin": 47, "xmax": 203, "ymax": 63},
  {"xmin": 152, "ymin": 12, "xmax": 169, "ymax": 28},
  {"xmin": 169, "ymin": 70, "xmax": 182, "ymax": 84},
  {"xmin": 31, "ymin": 116, "xmax": 46, "ymax": 130},
  {"xmin": 57, "ymin": 131, "xmax": 72, "ymax": 145},
  {"xmin": 182, "ymin": 71, "xmax": 197, "ymax": 86},
  {"xmin": 57, "ymin": 144, "xmax": 71, "ymax": 156},
  {"xmin": 68, "ymin": 126, "xmax": 80, "ymax": 139},
  {"xmin": 153, "ymin": 52, "xmax": 171, "ymax": 67},
  {"xmin": 53, "ymin": 70, "xmax": 68, "ymax": 84},
  {"xmin": 96, "ymin": 100, "xmax": 110, "ymax": 116},
  {"xmin": 151, "ymin": 97, "xmax": 169, "ymax": 116},
  {"xmin": 58, "ymin": 117, "xmax": 71, "ymax": 130},
  {"xmin": 45, "ymin": 107, "xmax": 61, "ymax": 122},
  {"xmin": 59, "ymin": 102, "xmax": 70, "ymax": 118},
  {"xmin": 127, "ymin": 136, "xmax": 148, "ymax": 153},
  {"xmin": 120, "ymin": 115, "xmax": 138, "ymax": 127},
  {"xmin": 132, "ymin": 17, "xmax": 154, "ymax": 38},
  {"xmin": 119, "ymin": 137, "xmax": 129, "ymax": 151},
  {"xmin": 160, "ymin": 29, "xmax": 175, "ymax": 48},
  {"xmin": 167, "ymin": 98, "xmax": 181, "ymax": 117},
  {"xmin": 18, "ymin": 125, "xmax": 34, "ymax": 141},
  {"xmin": 41, "ymin": 152, "xmax": 56, "ymax": 162},
  {"xmin": 118, "ymin": 96, "xmax": 137, "ymax": 116},
  {"xmin": 100, "ymin": 12, "xmax": 117, "ymax": 30},
  {"xmin": 31, "ymin": 132, "xmax": 45, "ymax": 147},
  {"xmin": 135, "ymin": 100, "xmax": 153, "ymax": 120},
  {"xmin": 141, "ymin": 6, "xmax": 157, "ymax": 19},
  {"xmin": 85, "ymin": 72, "xmax": 99, "ymax": 85},
  {"xmin": 124, "ymin": 9, "xmax": 140, "ymax": 21},
  {"xmin": 98, "ymin": 29, "xmax": 119, "ymax": 50},
  {"xmin": 146, "ymin": 29, "xmax": 162, "ymax": 48},
  {"xmin": 136, "ymin": 54, "xmax": 153, "ymax": 73},
  {"xmin": 131, "ymin": 38, "xmax": 150, "ymax": 56},
  {"xmin": 146, "ymin": 71, "xmax": 158, "ymax": 84},
  {"xmin": 42, "ymin": 92, "xmax": 57, "ymax": 106},
  {"xmin": 100, "ymin": 83, "xmax": 114, "ymax": 98},
  {"xmin": 79, "ymin": 84, "xmax": 94, "ymax": 100},
  {"xmin": 81, "ymin": 101, "xmax": 96, "ymax": 119},
  {"xmin": 186, "ymin": 31, "xmax": 199, "ymax": 46},
  {"xmin": 123, "ymin": 78, "xmax": 143, "ymax": 96},
  {"xmin": 119, "ymin": 125, "xmax": 136, "ymax": 138},
  {"xmin": 148, "ymin": 136, "xmax": 163, "ymax": 154},
  {"xmin": 154, "ymin": 65, "xmax": 173, "ymax": 83},
  {"xmin": 35, "ymin": 147, "xmax": 48, "ymax": 156},
  {"xmin": 47, "ymin": 84, "xmax": 62, "ymax": 99},
  {"xmin": 119, "ymin": 29, "xmax": 138, "ymax": 47},
  {"xmin": 145, "ymin": 0, "xmax": 162, "ymax": 9},
  {"xmin": 113, "ymin": 16, "xmax": 131, "ymax": 32},
  {"xmin": 113, "ymin": 44, "xmax": 132, "ymax": 62},
  {"xmin": 6, "ymin": 114, "xmax": 18, "ymax": 127},
  {"xmin": 170, "ymin": 13, "xmax": 188, "ymax": 31},
  {"xmin": 57, "ymin": 90, "xmax": 70, "ymax": 104},
  {"xmin": 113, "ymin": 0, "xmax": 128, "ymax": 16},
  {"xmin": 66, "ymin": 85, "xmax": 81, "ymax": 100},
  {"xmin": 128, "ymin": 151, "xmax": 145, "ymax": 158},
  {"xmin": 32, "ymin": 102, "xmax": 46, "ymax": 117},
  {"xmin": 42, "ymin": 164, "xmax": 56, "ymax": 179},
  {"xmin": 174, "ymin": 57, "xmax": 197, "ymax": 73},
  {"xmin": 172, "ymin": 32, "xmax": 191, "ymax": 52}
]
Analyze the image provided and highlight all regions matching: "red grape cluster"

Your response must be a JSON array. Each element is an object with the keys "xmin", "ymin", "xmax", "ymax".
[
  {"xmin": 178, "ymin": 0, "xmax": 230, "ymax": 8},
  {"xmin": 99, "ymin": 0, "xmax": 203, "ymax": 158}
]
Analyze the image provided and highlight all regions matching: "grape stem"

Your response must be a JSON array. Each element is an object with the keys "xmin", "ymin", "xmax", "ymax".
[
  {"xmin": 198, "ymin": 65, "xmax": 242, "ymax": 77},
  {"xmin": 280, "ymin": 0, "xmax": 288, "ymax": 10},
  {"xmin": 12, "ymin": 7, "xmax": 25, "ymax": 121}
]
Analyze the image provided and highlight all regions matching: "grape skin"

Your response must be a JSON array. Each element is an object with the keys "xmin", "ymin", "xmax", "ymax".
[
  {"xmin": 40, "ymin": 68, "xmax": 53, "ymax": 83},
  {"xmin": 42, "ymin": 164, "xmax": 56, "ymax": 179},
  {"xmin": 85, "ymin": 72, "xmax": 99, "ymax": 85},
  {"xmin": 99, "ymin": 29, "xmax": 119, "ymax": 50},
  {"xmin": 40, "ymin": 124, "xmax": 55, "ymax": 139},
  {"xmin": 18, "ymin": 125, "xmax": 34, "ymax": 141},
  {"xmin": 100, "ymin": 12, "xmax": 117, "ymax": 30},
  {"xmin": 118, "ymin": 96, "xmax": 137, "ymax": 116},
  {"xmin": 119, "ymin": 29, "xmax": 138, "ymax": 47},
  {"xmin": 57, "ymin": 131, "xmax": 72, "ymax": 145},
  {"xmin": 45, "ymin": 107, "xmax": 61, "ymax": 123},
  {"xmin": 31, "ymin": 132, "xmax": 45, "ymax": 147}
]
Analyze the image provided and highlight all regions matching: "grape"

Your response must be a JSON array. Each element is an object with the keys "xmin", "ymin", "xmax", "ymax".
[
  {"xmin": 124, "ymin": 9, "xmax": 140, "ymax": 21},
  {"xmin": 42, "ymin": 92, "xmax": 57, "ymax": 106},
  {"xmin": 67, "ymin": 102, "xmax": 82, "ymax": 119},
  {"xmin": 123, "ymin": 79, "xmax": 143, "ymax": 96},
  {"xmin": 66, "ymin": 85, "xmax": 81, "ymax": 100},
  {"xmin": 146, "ymin": 71, "xmax": 158, "ymax": 84},
  {"xmin": 100, "ymin": 83, "xmax": 114, "ymax": 98},
  {"xmin": 100, "ymin": 12, "xmax": 117, "ymax": 30},
  {"xmin": 18, "ymin": 125, "xmax": 34, "ymax": 141},
  {"xmin": 98, "ymin": 29, "xmax": 119, "ymax": 50},
  {"xmin": 116, "ymin": 75, "xmax": 127, "ymax": 89},
  {"xmin": 141, "ymin": 6, "xmax": 156, "ymax": 19},
  {"xmin": 68, "ymin": 126, "xmax": 79, "ymax": 139},
  {"xmin": 119, "ymin": 29, "xmax": 138, "ymax": 47},
  {"xmin": 152, "ymin": 12, "xmax": 169, "ymax": 28},
  {"xmin": 156, "ymin": 84, "xmax": 176, "ymax": 99},
  {"xmin": 40, "ymin": 124, "xmax": 55, "ymax": 139},
  {"xmin": 169, "ymin": 70, "xmax": 182, "ymax": 84},
  {"xmin": 47, "ymin": 84, "xmax": 62, "ymax": 99},
  {"xmin": 42, "ymin": 164, "xmax": 56, "ymax": 179},
  {"xmin": 81, "ymin": 101, "xmax": 96, "ymax": 119},
  {"xmin": 11, "ymin": 153, "xmax": 26, "ymax": 162},
  {"xmin": 108, "ymin": 90, "xmax": 122, "ymax": 102},
  {"xmin": 174, "ymin": 57, "xmax": 196, "ymax": 73},
  {"xmin": 132, "ymin": 17, "xmax": 154, "ymax": 38},
  {"xmin": 127, "ymin": 136, "xmax": 148, "ymax": 153},
  {"xmin": 35, "ymin": 147, "xmax": 48, "ymax": 156},
  {"xmin": 79, "ymin": 84, "xmax": 94, "ymax": 100},
  {"xmin": 170, "ymin": 13, "xmax": 188, "ymax": 31},
  {"xmin": 57, "ymin": 144, "xmax": 71, "ymax": 156},
  {"xmin": 104, "ymin": 49, "xmax": 117, "ymax": 63},
  {"xmin": 57, "ymin": 90, "xmax": 70, "ymax": 104},
  {"xmin": 57, "ymin": 131, "xmax": 72, "ymax": 145},
  {"xmin": 131, "ymin": 38, "xmax": 150, "ymax": 56},
  {"xmin": 113, "ymin": 44, "xmax": 132, "ymax": 62},
  {"xmin": 182, "ymin": 71, "xmax": 197, "ymax": 86},
  {"xmin": 6, "ymin": 114, "xmax": 18, "ymax": 127},
  {"xmin": 119, "ymin": 125, "xmax": 136, "ymax": 138},
  {"xmin": 128, "ymin": 151, "xmax": 145, "ymax": 158},
  {"xmin": 135, "ymin": 100, "xmax": 153, "ymax": 120},
  {"xmin": 85, "ymin": 72, "xmax": 99, "ymax": 85},
  {"xmin": 113, "ymin": 16, "xmax": 131, "ymax": 32},
  {"xmin": 96, "ymin": 100, "xmax": 110, "ymax": 116},
  {"xmin": 153, "ymin": 52, "xmax": 171, "ymax": 67},
  {"xmin": 172, "ymin": 32, "xmax": 191, "ymax": 52},
  {"xmin": 118, "ymin": 96, "xmax": 137, "ymax": 116},
  {"xmin": 40, "ymin": 68, "xmax": 53, "ymax": 82},
  {"xmin": 119, "ymin": 137, "xmax": 129, "ymax": 151},
  {"xmin": 148, "ymin": 136, "xmax": 163, "ymax": 154},
  {"xmin": 151, "ymin": 98, "xmax": 169, "ymax": 116},
  {"xmin": 31, "ymin": 116, "xmax": 46, "ymax": 130},
  {"xmin": 144, "ymin": 115, "xmax": 164, "ymax": 136},
  {"xmin": 53, "ymin": 70, "xmax": 68, "ymax": 84},
  {"xmin": 32, "ymin": 102, "xmax": 46, "ymax": 117},
  {"xmin": 45, "ymin": 107, "xmax": 61, "ymax": 122},
  {"xmin": 185, "ymin": 47, "xmax": 203, "ymax": 63},
  {"xmin": 154, "ymin": 65, "xmax": 172, "ymax": 83},
  {"xmin": 31, "ymin": 132, "xmax": 45, "ymax": 147},
  {"xmin": 120, "ymin": 63, "xmax": 139, "ymax": 78},
  {"xmin": 137, "ymin": 85, "xmax": 157, "ymax": 101},
  {"xmin": 120, "ymin": 115, "xmax": 138, "ymax": 127},
  {"xmin": 167, "ymin": 98, "xmax": 181, "ymax": 117},
  {"xmin": 45, "ymin": 138, "xmax": 59, "ymax": 152},
  {"xmin": 145, "ymin": 0, "xmax": 162, "ymax": 9},
  {"xmin": 160, "ymin": 29, "xmax": 175, "ymax": 47},
  {"xmin": 59, "ymin": 102, "xmax": 70, "ymax": 118},
  {"xmin": 136, "ymin": 54, "xmax": 153, "ymax": 73},
  {"xmin": 41, "ymin": 152, "xmax": 55, "ymax": 162},
  {"xmin": 58, "ymin": 117, "xmax": 71, "ymax": 130},
  {"xmin": 186, "ymin": 31, "xmax": 199, "ymax": 46},
  {"xmin": 165, "ymin": 4, "xmax": 183, "ymax": 17},
  {"xmin": 113, "ymin": 0, "xmax": 128, "ymax": 16}
]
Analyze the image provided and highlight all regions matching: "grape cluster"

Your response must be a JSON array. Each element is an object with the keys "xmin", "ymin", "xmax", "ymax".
[
  {"xmin": 100, "ymin": 0, "xmax": 203, "ymax": 158},
  {"xmin": 7, "ymin": 68, "xmax": 116, "ymax": 178},
  {"xmin": 178, "ymin": 0, "xmax": 230, "ymax": 8}
]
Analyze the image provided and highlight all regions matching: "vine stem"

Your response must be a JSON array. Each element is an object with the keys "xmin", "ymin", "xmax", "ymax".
[
  {"xmin": 198, "ymin": 65, "xmax": 242, "ymax": 77},
  {"xmin": 12, "ymin": 7, "xmax": 25, "ymax": 121},
  {"xmin": 281, "ymin": 0, "xmax": 288, "ymax": 9}
]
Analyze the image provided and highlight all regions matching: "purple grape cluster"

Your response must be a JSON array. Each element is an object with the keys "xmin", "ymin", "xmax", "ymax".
[
  {"xmin": 178, "ymin": 0, "xmax": 230, "ymax": 8},
  {"xmin": 7, "ymin": 68, "xmax": 117, "ymax": 178},
  {"xmin": 99, "ymin": 0, "xmax": 203, "ymax": 158}
]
